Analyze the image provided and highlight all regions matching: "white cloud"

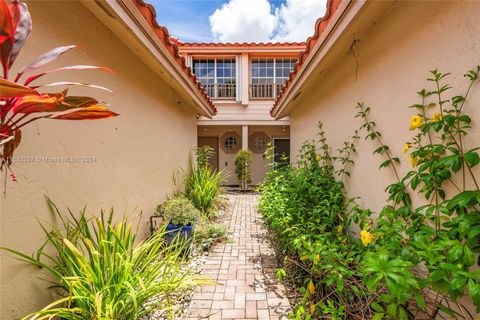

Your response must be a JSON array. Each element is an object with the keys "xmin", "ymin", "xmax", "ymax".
[
  {"xmin": 273, "ymin": 0, "xmax": 328, "ymax": 42},
  {"xmin": 209, "ymin": 0, "xmax": 327, "ymax": 43},
  {"xmin": 209, "ymin": 0, "xmax": 277, "ymax": 43}
]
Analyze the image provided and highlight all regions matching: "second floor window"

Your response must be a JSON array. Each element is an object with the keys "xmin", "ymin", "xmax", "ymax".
[
  {"xmin": 193, "ymin": 58, "xmax": 236, "ymax": 99},
  {"xmin": 250, "ymin": 58, "xmax": 297, "ymax": 99}
]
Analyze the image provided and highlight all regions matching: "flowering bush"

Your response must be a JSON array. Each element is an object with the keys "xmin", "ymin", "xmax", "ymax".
[
  {"xmin": 259, "ymin": 66, "xmax": 480, "ymax": 319},
  {"xmin": 357, "ymin": 67, "xmax": 480, "ymax": 319}
]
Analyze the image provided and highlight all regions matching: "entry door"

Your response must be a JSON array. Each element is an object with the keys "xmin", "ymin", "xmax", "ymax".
[
  {"xmin": 198, "ymin": 137, "xmax": 219, "ymax": 171},
  {"xmin": 273, "ymin": 138, "xmax": 290, "ymax": 167}
]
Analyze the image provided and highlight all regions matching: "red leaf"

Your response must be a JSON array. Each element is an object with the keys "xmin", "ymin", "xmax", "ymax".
[
  {"xmin": 0, "ymin": 77, "xmax": 39, "ymax": 97},
  {"xmin": 9, "ymin": 1, "xmax": 31, "ymax": 67},
  {"xmin": 0, "ymin": 0, "xmax": 15, "ymax": 73},
  {"xmin": 56, "ymin": 96, "xmax": 99, "ymax": 111},
  {"xmin": 12, "ymin": 93, "xmax": 65, "ymax": 114},
  {"xmin": 18, "ymin": 45, "xmax": 78, "ymax": 75},
  {"xmin": 49, "ymin": 105, "xmax": 119, "ymax": 120},
  {"xmin": 34, "ymin": 81, "xmax": 113, "ymax": 93},
  {"xmin": 25, "ymin": 65, "xmax": 114, "ymax": 85}
]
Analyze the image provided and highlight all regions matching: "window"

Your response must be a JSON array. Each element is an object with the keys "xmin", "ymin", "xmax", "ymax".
[
  {"xmin": 224, "ymin": 136, "xmax": 237, "ymax": 150},
  {"xmin": 193, "ymin": 58, "xmax": 236, "ymax": 99},
  {"xmin": 250, "ymin": 58, "xmax": 297, "ymax": 99},
  {"xmin": 221, "ymin": 132, "xmax": 241, "ymax": 154},
  {"xmin": 249, "ymin": 132, "xmax": 270, "ymax": 154}
]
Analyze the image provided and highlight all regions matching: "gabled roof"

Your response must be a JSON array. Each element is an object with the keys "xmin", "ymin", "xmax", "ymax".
[
  {"xmin": 271, "ymin": 0, "xmax": 343, "ymax": 117},
  {"xmin": 133, "ymin": 0, "xmax": 216, "ymax": 115}
]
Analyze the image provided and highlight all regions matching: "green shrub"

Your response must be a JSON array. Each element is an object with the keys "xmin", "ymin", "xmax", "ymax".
[
  {"xmin": 258, "ymin": 128, "xmax": 366, "ymax": 319},
  {"xmin": 186, "ymin": 166, "xmax": 223, "ymax": 216},
  {"xmin": 156, "ymin": 195, "xmax": 200, "ymax": 226},
  {"xmin": 234, "ymin": 149, "xmax": 253, "ymax": 190},
  {"xmin": 194, "ymin": 223, "xmax": 228, "ymax": 251},
  {"xmin": 2, "ymin": 200, "xmax": 203, "ymax": 320}
]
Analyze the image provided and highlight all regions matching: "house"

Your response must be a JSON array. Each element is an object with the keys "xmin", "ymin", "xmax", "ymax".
[
  {"xmin": 0, "ymin": 0, "xmax": 216, "ymax": 318},
  {"xmin": 175, "ymin": 41, "xmax": 305, "ymax": 184}
]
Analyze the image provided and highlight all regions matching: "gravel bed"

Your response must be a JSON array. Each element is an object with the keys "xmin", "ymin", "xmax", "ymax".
[{"xmin": 146, "ymin": 252, "xmax": 208, "ymax": 320}]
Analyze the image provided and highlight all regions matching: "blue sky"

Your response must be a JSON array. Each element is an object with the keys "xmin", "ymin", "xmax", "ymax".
[
  {"xmin": 150, "ymin": 0, "xmax": 228, "ymax": 42},
  {"xmin": 150, "ymin": 0, "xmax": 327, "ymax": 43}
]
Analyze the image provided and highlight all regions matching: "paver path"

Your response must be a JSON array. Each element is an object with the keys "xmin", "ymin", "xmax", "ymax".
[{"xmin": 186, "ymin": 193, "xmax": 291, "ymax": 320}]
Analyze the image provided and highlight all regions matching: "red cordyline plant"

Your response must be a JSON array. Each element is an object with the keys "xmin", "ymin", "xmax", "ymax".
[{"xmin": 0, "ymin": 0, "xmax": 118, "ymax": 183}]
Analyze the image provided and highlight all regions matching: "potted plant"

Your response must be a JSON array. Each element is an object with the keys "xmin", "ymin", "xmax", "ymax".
[{"xmin": 155, "ymin": 195, "xmax": 199, "ymax": 244}]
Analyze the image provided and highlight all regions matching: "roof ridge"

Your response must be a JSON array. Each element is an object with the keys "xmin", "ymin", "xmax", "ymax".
[
  {"xmin": 175, "ymin": 41, "xmax": 307, "ymax": 47},
  {"xmin": 133, "ymin": 0, "xmax": 216, "ymax": 115}
]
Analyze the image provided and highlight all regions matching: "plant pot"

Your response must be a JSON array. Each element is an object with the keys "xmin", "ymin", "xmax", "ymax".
[{"xmin": 164, "ymin": 223, "xmax": 195, "ymax": 245}]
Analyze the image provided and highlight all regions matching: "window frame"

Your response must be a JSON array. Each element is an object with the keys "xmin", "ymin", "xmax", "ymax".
[
  {"xmin": 250, "ymin": 58, "xmax": 297, "ymax": 99},
  {"xmin": 192, "ymin": 57, "xmax": 237, "ymax": 100}
]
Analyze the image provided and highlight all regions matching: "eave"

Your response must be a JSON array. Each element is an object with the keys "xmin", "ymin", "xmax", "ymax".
[{"xmin": 81, "ymin": 0, "xmax": 216, "ymax": 118}]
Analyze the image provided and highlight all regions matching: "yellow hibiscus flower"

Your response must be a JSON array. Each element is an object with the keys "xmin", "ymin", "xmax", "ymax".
[
  {"xmin": 360, "ymin": 230, "xmax": 374, "ymax": 247},
  {"xmin": 409, "ymin": 115, "xmax": 423, "ymax": 130},
  {"xmin": 316, "ymin": 154, "xmax": 321, "ymax": 161},
  {"xmin": 409, "ymin": 155, "xmax": 418, "ymax": 167},
  {"xmin": 403, "ymin": 143, "xmax": 410, "ymax": 154},
  {"xmin": 430, "ymin": 112, "xmax": 443, "ymax": 123}
]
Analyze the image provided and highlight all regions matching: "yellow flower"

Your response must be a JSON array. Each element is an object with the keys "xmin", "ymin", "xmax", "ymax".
[
  {"xmin": 430, "ymin": 112, "xmax": 443, "ymax": 123},
  {"xmin": 409, "ymin": 155, "xmax": 418, "ymax": 167},
  {"xmin": 403, "ymin": 143, "xmax": 410, "ymax": 154},
  {"xmin": 360, "ymin": 230, "xmax": 374, "ymax": 247},
  {"xmin": 308, "ymin": 280, "xmax": 315, "ymax": 294},
  {"xmin": 409, "ymin": 115, "xmax": 423, "ymax": 130},
  {"xmin": 337, "ymin": 225, "xmax": 342, "ymax": 233},
  {"xmin": 316, "ymin": 154, "xmax": 321, "ymax": 161}
]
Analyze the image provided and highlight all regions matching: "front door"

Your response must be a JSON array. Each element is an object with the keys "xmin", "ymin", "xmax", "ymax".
[
  {"xmin": 198, "ymin": 137, "xmax": 219, "ymax": 171},
  {"xmin": 273, "ymin": 138, "xmax": 290, "ymax": 167}
]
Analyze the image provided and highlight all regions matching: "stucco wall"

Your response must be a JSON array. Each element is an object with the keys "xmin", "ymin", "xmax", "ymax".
[
  {"xmin": 0, "ymin": 1, "xmax": 198, "ymax": 318},
  {"xmin": 290, "ymin": 1, "xmax": 480, "ymax": 214}
]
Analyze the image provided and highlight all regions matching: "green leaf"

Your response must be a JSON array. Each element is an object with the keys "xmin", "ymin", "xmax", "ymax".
[
  {"xmin": 464, "ymin": 246, "xmax": 475, "ymax": 267},
  {"xmin": 464, "ymin": 151, "xmax": 480, "ymax": 167},
  {"xmin": 415, "ymin": 292, "xmax": 426, "ymax": 310},
  {"xmin": 387, "ymin": 303, "xmax": 397, "ymax": 318},
  {"xmin": 371, "ymin": 302, "xmax": 384, "ymax": 313},
  {"xmin": 447, "ymin": 244, "xmax": 463, "ymax": 261},
  {"xmin": 372, "ymin": 313, "xmax": 384, "ymax": 320},
  {"xmin": 429, "ymin": 270, "xmax": 447, "ymax": 282}
]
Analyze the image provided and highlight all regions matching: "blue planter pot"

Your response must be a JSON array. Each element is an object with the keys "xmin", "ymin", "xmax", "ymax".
[{"xmin": 165, "ymin": 223, "xmax": 195, "ymax": 245}]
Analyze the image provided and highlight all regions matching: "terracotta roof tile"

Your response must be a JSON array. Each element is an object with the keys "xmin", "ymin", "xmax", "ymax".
[
  {"xmin": 172, "ymin": 38, "xmax": 306, "ymax": 48},
  {"xmin": 133, "ymin": 0, "xmax": 216, "ymax": 115},
  {"xmin": 271, "ymin": 0, "xmax": 343, "ymax": 117}
]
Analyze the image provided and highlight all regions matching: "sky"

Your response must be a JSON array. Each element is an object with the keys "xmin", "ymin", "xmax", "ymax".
[{"xmin": 149, "ymin": 0, "xmax": 327, "ymax": 43}]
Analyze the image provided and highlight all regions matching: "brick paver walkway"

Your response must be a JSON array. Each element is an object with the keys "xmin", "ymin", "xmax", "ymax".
[{"xmin": 186, "ymin": 194, "xmax": 291, "ymax": 319}]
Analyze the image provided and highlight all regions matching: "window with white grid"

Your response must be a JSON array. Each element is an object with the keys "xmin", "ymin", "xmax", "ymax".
[
  {"xmin": 192, "ymin": 58, "xmax": 236, "ymax": 99},
  {"xmin": 250, "ymin": 58, "xmax": 297, "ymax": 98}
]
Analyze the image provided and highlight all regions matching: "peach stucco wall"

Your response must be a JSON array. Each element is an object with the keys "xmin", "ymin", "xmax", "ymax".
[
  {"xmin": 290, "ymin": 1, "xmax": 480, "ymax": 215},
  {"xmin": 0, "ymin": 1, "xmax": 198, "ymax": 319}
]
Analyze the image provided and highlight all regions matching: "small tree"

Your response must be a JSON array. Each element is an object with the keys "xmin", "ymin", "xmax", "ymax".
[
  {"xmin": 195, "ymin": 145, "xmax": 214, "ymax": 168},
  {"xmin": 234, "ymin": 149, "xmax": 252, "ymax": 191}
]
